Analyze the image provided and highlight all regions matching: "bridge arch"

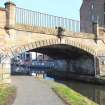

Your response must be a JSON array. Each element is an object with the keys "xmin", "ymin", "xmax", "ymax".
[
  {"xmin": 0, "ymin": 37, "xmax": 101, "ymax": 85},
  {"xmin": 7, "ymin": 38, "xmax": 97, "ymax": 58},
  {"xmin": 8, "ymin": 38, "xmax": 98, "ymax": 77}
]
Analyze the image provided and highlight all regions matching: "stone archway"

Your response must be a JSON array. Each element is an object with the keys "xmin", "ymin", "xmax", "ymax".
[{"xmin": 0, "ymin": 38, "xmax": 102, "ymax": 84}]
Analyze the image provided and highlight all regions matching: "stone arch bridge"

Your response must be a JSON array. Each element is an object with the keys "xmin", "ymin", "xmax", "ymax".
[{"xmin": 0, "ymin": 1, "xmax": 105, "ymax": 84}]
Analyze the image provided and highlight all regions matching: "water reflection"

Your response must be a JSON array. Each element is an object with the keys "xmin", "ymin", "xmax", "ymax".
[
  {"xmin": 60, "ymin": 80, "xmax": 105, "ymax": 105},
  {"xmin": 45, "ymin": 76, "xmax": 54, "ymax": 81}
]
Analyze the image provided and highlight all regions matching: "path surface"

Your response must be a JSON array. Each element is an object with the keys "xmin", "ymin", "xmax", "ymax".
[{"xmin": 11, "ymin": 76, "xmax": 66, "ymax": 105}]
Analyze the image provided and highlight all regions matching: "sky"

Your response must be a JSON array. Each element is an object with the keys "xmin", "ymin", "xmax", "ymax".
[{"xmin": 0, "ymin": 0, "xmax": 82, "ymax": 20}]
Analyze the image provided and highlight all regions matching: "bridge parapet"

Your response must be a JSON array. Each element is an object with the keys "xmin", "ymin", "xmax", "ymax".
[
  {"xmin": 15, "ymin": 24, "xmax": 95, "ymax": 39},
  {"xmin": 0, "ymin": 1, "xmax": 96, "ymax": 40}
]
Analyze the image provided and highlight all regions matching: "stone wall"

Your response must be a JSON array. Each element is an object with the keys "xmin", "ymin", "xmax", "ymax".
[
  {"xmin": 68, "ymin": 56, "xmax": 94, "ymax": 76},
  {"xmin": 54, "ymin": 55, "xmax": 95, "ymax": 76}
]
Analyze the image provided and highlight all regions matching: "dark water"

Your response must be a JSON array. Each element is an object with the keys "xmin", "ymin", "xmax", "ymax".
[{"xmin": 59, "ymin": 80, "xmax": 105, "ymax": 105}]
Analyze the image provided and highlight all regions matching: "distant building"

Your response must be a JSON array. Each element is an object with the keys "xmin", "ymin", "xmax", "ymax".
[
  {"xmin": 80, "ymin": 0, "xmax": 105, "ymax": 33},
  {"xmin": 12, "ymin": 52, "xmax": 32, "ymax": 65},
  {"xmin": 12, "ymin": 52, "xmax": 54, "ymax": 65}
]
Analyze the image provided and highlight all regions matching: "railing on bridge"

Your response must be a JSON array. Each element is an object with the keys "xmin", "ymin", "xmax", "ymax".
[{"xmin": 15, "ymin": 7, "xmax": 80, "ymax": 32}]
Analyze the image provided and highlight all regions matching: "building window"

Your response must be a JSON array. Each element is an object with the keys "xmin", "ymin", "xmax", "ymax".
[
  {"xmin": 92, "ymin": 15, "xmax": 95, "ymax": 21},
  {"xmin": 92, "ymin": 15, "xmax": 97, "ymax": 22}
]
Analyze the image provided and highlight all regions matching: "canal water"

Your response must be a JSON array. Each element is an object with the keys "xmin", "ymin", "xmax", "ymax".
[{"xmin": 45, "ymin": 76, "xmax": 105, "ymax": 105}]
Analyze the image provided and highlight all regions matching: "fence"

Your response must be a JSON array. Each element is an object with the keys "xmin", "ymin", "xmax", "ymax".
[{"xmin": 15, "ymin": 7, "xmax": 80, "ymax": 32}]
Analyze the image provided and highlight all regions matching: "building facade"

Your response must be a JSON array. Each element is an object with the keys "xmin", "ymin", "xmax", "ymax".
[
  {"xmin": 80, "ymin": 0, "xmax": 105, "ymax": 33},
  {"xmin": 11, "ymin": 52, "xmax": 32, "ymax": 65}
]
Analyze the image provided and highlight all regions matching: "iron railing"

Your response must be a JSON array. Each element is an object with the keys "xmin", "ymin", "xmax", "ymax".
[{"xmin": 15, "ymin": 7, "xmax": 80, "ymax": 32}]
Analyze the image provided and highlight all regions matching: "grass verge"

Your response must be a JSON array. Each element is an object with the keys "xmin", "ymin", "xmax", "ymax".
[
  {"xmin": 0, "ymin": 84, "xmax": 16, "ymax": 105},
  {"xmin": 52, "ymin": 82, "xmax": 98, "ymax": 105}
]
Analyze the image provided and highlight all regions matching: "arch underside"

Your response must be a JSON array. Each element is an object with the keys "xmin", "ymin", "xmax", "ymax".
[
  {"xmin": 29, "ymin": 43, "xmax": 95, "ymax": 76},
  {"xmin": 29, "ymin": 44, "xmax": 93, "ymax": 59}
]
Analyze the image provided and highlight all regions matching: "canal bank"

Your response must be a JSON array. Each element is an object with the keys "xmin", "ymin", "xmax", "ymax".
[
  {"xmin": 31, "ymin": 70, "xmax": 105, "ymax": 105},
  {"xmin": 57, "ymin": 80, "xmax": 105, "ymax": 105},
  {"xmin": 46, "ymin": 71, "xmax": 105, "ymax": 105},
  {"xmin": 51, "ymin": 82, "xmax": 98, "ymax": 105},
  {"xmin": 42, "ymin": 77, "xmax": 98, "ymax": 105},
  {"xmin": 44, "ymin": 75, "xmax": 105, "ymax": 105}
]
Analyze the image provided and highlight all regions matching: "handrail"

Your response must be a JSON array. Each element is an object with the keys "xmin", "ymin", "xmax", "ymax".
[{"xmin": 15, "ymin": 7, "xmax": 80, "ymax": 32}]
